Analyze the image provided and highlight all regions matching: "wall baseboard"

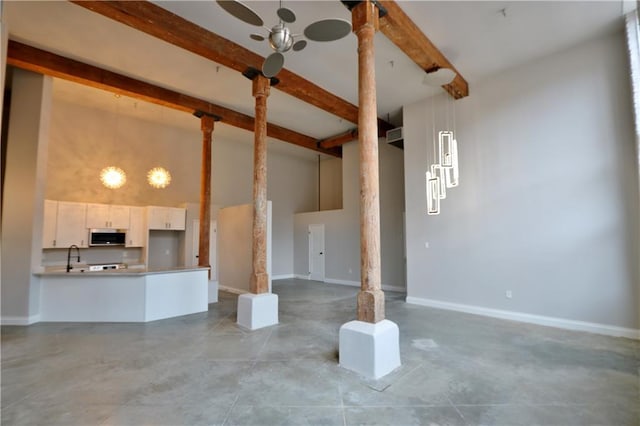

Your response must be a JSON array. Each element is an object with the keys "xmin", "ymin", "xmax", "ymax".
[
  {"xmin": 325, "ymin": 278, "xmax": 406, "ymax": 293},
  {"xmin": 406, "ymin": 296, "xmax": 640, "ymax": 340},
  {"xmin": 272, "ymin": 274, "xmax": 295, "ymax": 280},
  {"xmin": 218, "ymin": 285, "xmax": 248, "ymax": 295},
  {"xmin": 1, "ymin": 314, "xmax": 41, "ymax": 326},
  {"xmin": 295, "ymin": 274, "xmax": 311, "ymax": 280},
  {"xmin": 208, "ymin": 280, "xmax": 219, "ymax": 304}
]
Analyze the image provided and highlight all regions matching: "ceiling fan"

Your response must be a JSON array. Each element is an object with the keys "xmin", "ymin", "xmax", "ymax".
[{"xmin": 216, "ymin": 0, "xmax": 352, "ymax": 78}]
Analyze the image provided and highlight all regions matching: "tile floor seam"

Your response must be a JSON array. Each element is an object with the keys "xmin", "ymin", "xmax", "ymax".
[
  {"xmin": 254, "ymin": 327, "xmax": 275, "ymax": 361},
  {"xmin": 220, "ymin": 391, "xmax": 241, "ymax": 426},
  {"xmin": 340, "ymin": 404, "xmax": 465, "ymax": 408},
  {"xmin": 339, "ymin": 383, "xmax": 347, "ymax": 426},
  {"xmin": 447, "ymin": 396, "xmax": 467, "ymax": 424}
]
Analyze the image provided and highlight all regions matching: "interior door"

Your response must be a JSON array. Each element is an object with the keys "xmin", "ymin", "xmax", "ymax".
[{"xmin": 308, "ymin": 224, "xmax": 325, "ymax": 282}]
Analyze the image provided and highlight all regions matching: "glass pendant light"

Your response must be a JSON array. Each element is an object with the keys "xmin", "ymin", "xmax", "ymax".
[{"xmin": 426, "ymin": 171, "xmax": 440, "ymax": 215}]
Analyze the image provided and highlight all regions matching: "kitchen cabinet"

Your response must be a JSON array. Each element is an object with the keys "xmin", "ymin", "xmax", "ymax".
[
  {"xmin": 127, "ymin": 207, "xmax": 146, "ymax": 247},
  {"xmin": 147, "ymin": 206, "xmax": 185, "ymax": 230},
  {"xmin": 43, "ymin": 200, "xmax": 88, "ymax": 248},
  {"xmin": 42, "ymin": 200, "xmax": 58, "ymax": 248},
  {"xmin": 86, "ymin": 203, "xmax": 130, "ymax": 229}
]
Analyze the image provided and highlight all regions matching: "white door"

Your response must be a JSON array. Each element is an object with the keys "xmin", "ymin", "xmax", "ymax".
[
  {"xmin": 308, "ymin": 224, "xmax": 325, "ymax": 282},
  {"xmin": 192, "ymin": 219, "xmax": 217, "ymax": 281}
]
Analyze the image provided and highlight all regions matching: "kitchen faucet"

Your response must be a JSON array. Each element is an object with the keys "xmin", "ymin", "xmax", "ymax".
[{"xmin": 66, "ymin": 245, "xmax": 81, "ymax": 272}]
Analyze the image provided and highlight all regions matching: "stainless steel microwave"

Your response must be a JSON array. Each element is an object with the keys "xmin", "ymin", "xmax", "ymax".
[{"xmin": 89, "ymin": 229, "xmax": 126, "ymax": 246}]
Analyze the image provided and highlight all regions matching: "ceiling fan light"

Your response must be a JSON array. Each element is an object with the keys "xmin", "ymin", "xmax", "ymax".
[{"xmin": 268, "ymin": 24, "xmax": 293, "ymax": 52}]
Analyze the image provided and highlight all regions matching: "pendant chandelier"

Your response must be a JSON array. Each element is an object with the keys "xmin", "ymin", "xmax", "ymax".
[
  {"xmin": 147, "ymin": 167, "xmax": 172, "ymax": 189},
  {"xmin": 426, "ymin": 95, "xmax": 460, "ymax": 215}
]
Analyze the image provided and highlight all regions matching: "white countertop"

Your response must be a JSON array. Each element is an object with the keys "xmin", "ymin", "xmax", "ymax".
[{"xmin": 34, "ymin": 266, "xmax": 209, "ymax": 277}]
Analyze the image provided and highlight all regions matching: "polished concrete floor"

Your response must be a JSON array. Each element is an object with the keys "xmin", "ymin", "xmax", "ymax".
[{"xmin": 2, "ymin": 279, "xmax": 639, "ymax": 426}]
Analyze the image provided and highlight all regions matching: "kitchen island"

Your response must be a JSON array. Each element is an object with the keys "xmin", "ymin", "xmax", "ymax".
[{"xmin": 35, "ymin": 267, "xmax": 209, "ymax": 322}]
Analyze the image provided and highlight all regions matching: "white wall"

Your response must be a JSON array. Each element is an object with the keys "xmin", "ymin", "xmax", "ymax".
[
  {"xmin": 1, "ymin": 69, "xmax": 52, "ymax": 323},
  {"xmin": 294, "ymin": 140, "xmax": 406, "ymax": 290},
  {"xmin": 218, "ymin": 202, "xmax": 272, "ymax": 293},
  {"xmin": 320, "ymin": 157, "xmax": 343, "ymax": 210},
  {"xmin": 404, "ymin": 32, "xmax": 639, "ymax": 334}
]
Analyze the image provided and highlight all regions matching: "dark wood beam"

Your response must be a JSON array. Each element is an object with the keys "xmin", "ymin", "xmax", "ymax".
[
  {"xmin": 318, "ymin": 128, "xmax": 359, "ymax": 149},
  {"xmin": 69, "ymin": 1, "xmax": 393, "ymax": 133},
  {"xmin": 377, "ymin": 0, "xmax": 469, "ymax": 99},
  {"xmin": 7, "ymin": 40, "xmax": 341, "ymax": 157}
]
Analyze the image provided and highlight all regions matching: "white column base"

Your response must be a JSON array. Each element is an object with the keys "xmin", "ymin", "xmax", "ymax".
[
  {"xmin": 237, "ymin": 293, "xmax": 279, "ymax": 330},
  {"xmin": 339, "ymin": 319, "xmax": 401, "ymax": 379}
]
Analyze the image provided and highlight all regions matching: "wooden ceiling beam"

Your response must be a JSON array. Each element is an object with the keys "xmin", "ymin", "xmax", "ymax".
[
  {"xmin": 7, "ymin": 41, "xmax": 341, "ymax": 157},
  {"xmin": 376, "ymin": 0, "xmax": 469, "ymax": 99},
  {"xmin": 69, "ymin": 0, "xmax": 394, "ymax": 133},
  {"xmin": 318, "ymin": 128, "xmax": 359, "ymax": 149}
]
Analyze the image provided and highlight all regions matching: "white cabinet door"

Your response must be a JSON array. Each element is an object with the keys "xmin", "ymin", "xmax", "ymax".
[
  {"xmin": 147, "ymin": 206, "xmax": 167, "ymax": 230},
  {"xmin": 167, "ymin": 207, "xmax": 186, "ymax": 230},
  {"xmin": 42, "ymin": 200, "xmax": 58, "ymax": 248},
  {"xmin": 109, "ymin": 205, "xmax": 130, "ymax": 229},
  {"xmin": 86, "ymin": 203, "xmax": 110, "ymax": 228},
  {"xmin": 127, "ymin": 207, "xmax": 145, "ymax": 247},
  {"xmin": 56, "ymin": 201, "xmax": 88, "ymax": 248},
  {"xmin": 147, "ymin": 206, "xmax": 186, "ymax": 230},
  {"xmin": 86, "ymin": 204, "xmax": 130, "ymax": 229}
]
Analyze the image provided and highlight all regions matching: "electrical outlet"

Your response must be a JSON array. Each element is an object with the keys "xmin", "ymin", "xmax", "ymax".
[
  {"xmin": 505, "ymin": 290, "xmax": 513, "ymax": 299},
  {"xmin": 348, "ymin": 268, "xmax": 353, "ymax": 274},
  {"xmin": 424, "ymin": 242, "xmax": 430, "ymax": 249}
]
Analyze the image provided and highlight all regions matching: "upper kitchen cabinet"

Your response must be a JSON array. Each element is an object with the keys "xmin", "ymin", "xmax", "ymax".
[
  {"xmin": 147, "ymin": 206, "xmax": 186, "ymax": 230},
  {"xmin": 127, "ymin": 206, "xmax": 146, "ymax": 247},
  {"xmin": 86, "ymin": 203, "xmax": 130, "ymax": 229},
  {"xmin": 43, "ymin": 200, "xmax": 88, "ymax": 248},
  {"xmin": 42, "ymin": 200, "xmax": 58, "ymax": 248}
]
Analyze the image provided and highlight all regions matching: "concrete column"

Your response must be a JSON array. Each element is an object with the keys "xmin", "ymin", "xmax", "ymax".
[
  {"xmin": 250, "ymin": 75, "xmax": 270, "ymax": 294},
  {"xmin": 354, "ymin": 0, "xmax": 384, "ymax": 324},
  {"xmin": 198, "ymin": 115, "xmax": 215, "ymax": 278}
]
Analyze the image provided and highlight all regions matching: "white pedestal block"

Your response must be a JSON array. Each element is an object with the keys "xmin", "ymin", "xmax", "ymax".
[
  {"xmin": 237, "ymin": 293, "xmax": 279, "ymax": 330},
  {"xmin": 339, "ymin": 319, "xmax": 401, "ymax": 379}
]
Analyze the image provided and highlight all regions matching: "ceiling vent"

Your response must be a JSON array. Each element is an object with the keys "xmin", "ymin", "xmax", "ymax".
[{"xmin": 386, "ymin": 127, "xmax": 403, "ymax": 149}]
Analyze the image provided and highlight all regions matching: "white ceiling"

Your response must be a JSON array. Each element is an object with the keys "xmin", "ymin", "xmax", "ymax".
[{"xmin": 3, "ymin": 1, "xmax": 628, "ymax": 159}]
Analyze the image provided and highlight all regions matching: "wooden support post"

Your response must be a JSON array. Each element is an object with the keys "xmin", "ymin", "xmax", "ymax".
[
  {"xmin": 353, "ymin": 1, "xmax": 385, "ymax": 323},
  {"xmin": 198, "ymin": 114, "xmax": 215, "ymax": 279},
  {"xmin": 250, "ymin": 75, "xmax": 270, "ymax": 294}
]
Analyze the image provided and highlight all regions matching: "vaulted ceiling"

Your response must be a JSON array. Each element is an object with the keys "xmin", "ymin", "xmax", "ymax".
[{"xmin": 3, "ymin": 1, "xmax": 627, "ymax": 159}]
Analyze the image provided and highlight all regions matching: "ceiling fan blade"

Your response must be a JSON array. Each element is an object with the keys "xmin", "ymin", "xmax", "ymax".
[
  {"xmin": 216, "ymin": 0, "xmax": 263, "ymax": 26},
  {"xmin": 262, "ymin": 52, "xmax": 285, "ymax": 78},
  {"xmin": 277, "ymin": 7, "xmax": 296, "ymax": 23},
  {"xmin": 292, "ymin": 40, "xmax": 307, "ymax": 52},
  {"xmin": 250, "ymin": 33, "xmax": 265, "ymax": 41},
  {"xmin": 304, "ymin": 19, "xmax": 351, "ymax": 42}
]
